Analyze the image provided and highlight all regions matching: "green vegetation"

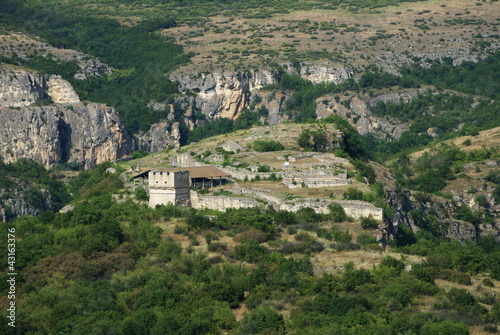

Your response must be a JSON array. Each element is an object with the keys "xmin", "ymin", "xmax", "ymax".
[
  {"xmin": 1, "ymin": 147, "xmax": 500, "ymax": 334},
  {"xmin": 393, "ymin": 144, "xmax": 499, "ymax": 194},
  {"xmin": 0, "ymin": 159, "xmax": 70, "ymax": 217},
  {"xmin": 252, "ymin": 140, "xmax": 285, "ymax": 152},
  {"xmin": 186, "ymin": 110, "xmax": 263, "ymax": 144},
  {"xmin": 278, "ymin": 52, "xmax": 500, "ymax": 158}
]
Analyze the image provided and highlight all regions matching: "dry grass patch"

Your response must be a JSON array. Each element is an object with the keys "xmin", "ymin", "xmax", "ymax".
[
  {"xmin": 167, "ymin": 0, "xmax": 500, "ymax": 73},
  {"xmin": 410, "ymin": 126, "xmax": 500, "ymax": 161},
  {"xmin": 435, "ymin": 276, "xmax": 500, "ymax": 299},
  {"xmin": 311, "ymin": 249, "xmax": 423, "ymax": 275}
]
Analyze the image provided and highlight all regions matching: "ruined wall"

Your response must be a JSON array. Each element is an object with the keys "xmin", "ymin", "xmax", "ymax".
[
  {"xmin": 282, "ymin": 169, "xmax": 349, "ymax": 188},
  {"xmin": 280, "ymin": 198, "xmax": 383, "ymax": 221},
  {"xmin": 190, "ymin": 190, "xmax": 263, "ymax": 211}
]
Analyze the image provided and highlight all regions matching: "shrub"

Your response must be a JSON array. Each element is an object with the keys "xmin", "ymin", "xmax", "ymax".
[
  {"xmin": 490, "ymin": 302, "xmax": 500, "ymax": 323},
  {"xmin": 482, "ymin": 278, "xmax": 494, "ymax": 287},
  {"xmin": 449, "ymin": 272, "xmax": 472, "ymax": 285},
  {"xmin": 234, "ymin": 239, "xmax": 268, "ymax": 262},
  {"xmin": 186, "ymin": 213, "xmax": 212, "ymax": 230},
  {"xmin": 356, "ymin": 233, "xmax": 376, "ymax": 246},
  {"xmin": 381, "ymin": 283, "xmax": 413, "ymax": 308},
  {"xmin": 135, "ymin": 186, "xmax": 149, "ymax": 201},
  {"xmin": 343, "ymin": 187, "xmax": 363, "ymax": 200},
  {"xmin": 252, "ymin": 140, "xmax": 285, "ymax": 152},
  {"xmin": 342, "ymin": 262, "xmax": 374, "ymax": 292},
  {"xmin": 295, "ymin": 232, "xmax": 314, "ymax": 242},
  {"xmin": 266, "ymin": 173, "xmax": 281, "ymax": 181},
  {"xmin": 361, "ymin": 215, "xmax": 378, "ymax": 229},
  {"xmin": 475, "ymin": 194, "xmax": 488, "ymax": 208},
  {"xmin": 328, "ymin": 203, "xmax": 347, "ymax": 222},
  {"xmin": 257, "ymin": 165, "xmax": 271, "ymax": 172},
  {"xmin": 157, "ymin": 238, "xmax": 182, "ymax": 261},
  {"xmin": 332, "ymin": 228, "xmax": 352, "ymax": 243},
  {"xmin": 420, "ymin": 320, "xmax": 470, "ymax": 335},
  {"xmin": 207, "ymin": 242, "xmax": 228, "ymax": 252},
  {"xmin": 234, "ymin": 229, "xmax": 267, "ymax": 243},
  {"xmin": 237, "ymin": 305, "xmax": 285, "ymax": 334},
  {"xmin": 446, "ymin": 287, "xmax": 476, "ymax": 308},
  {"xmin": 131, "ymin": 150, "xmax": 149, "ymax": 159}
]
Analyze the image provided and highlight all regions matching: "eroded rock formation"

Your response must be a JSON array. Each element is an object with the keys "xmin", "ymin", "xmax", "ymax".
[
  {"xmin": 0, "ymin": 65, "xmax": 132, "ymax": 169},
  {"xmin": 171, "ymin": 64, "xmax": 354, "ymax": 123}
]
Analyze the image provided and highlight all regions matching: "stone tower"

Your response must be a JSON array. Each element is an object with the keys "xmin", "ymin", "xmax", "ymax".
[{"xmin": 148, "ymin": 170, "xmax": 190, "ymax": 208}]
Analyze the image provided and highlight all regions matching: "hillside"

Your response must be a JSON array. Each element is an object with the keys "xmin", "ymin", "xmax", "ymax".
[
  {"xmin": 1, "ymin": 0, "xmax": 500, "ymax": 334},
  {"xmin": 1, "ymin": 122, "xmax": 500, "ymax": 334}
]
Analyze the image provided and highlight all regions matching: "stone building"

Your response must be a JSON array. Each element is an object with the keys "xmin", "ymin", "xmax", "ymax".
[
  {"xmin": 166, "ymin": 166, "xmax": 231, "ymax": 188},
  {"xmin": 146, "ymin": 170, "xmax": 191, "ymax": 208},
  {"xmin": 133, "ymin": 166, "xmax": 231, "ymax": 208}
]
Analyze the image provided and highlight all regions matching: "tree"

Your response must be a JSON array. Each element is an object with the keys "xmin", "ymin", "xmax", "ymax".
[
  {"xmin": 328, "ymin": 203, "xmax": 347, "ymax": 222},
  {"xmin": 158, "ymin": 238, "xmax": 182, "ymax": 261},
  {"xmin": 236, "ymin": 305, "xmax": 285, "ymax": 335},
  {"xmin": 361, "ymin": 215, "xmax": 378, "ymax": 229}
]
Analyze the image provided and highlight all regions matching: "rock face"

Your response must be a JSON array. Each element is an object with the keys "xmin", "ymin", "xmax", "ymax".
[
  {"xmin": 172, "ymin": 69, "xmax": 275, "ymax": 120},
  {"xmin": 376, "ymin": 164, "xmax": 500, "ymax": 244},
  {"xmin": 0, "ymin": 65, "xmax": 132, "ymax": 169},
  {"xmin": 316, "ymin": 95, "xmax": 412, "ymax": 139},
  {"xmin": 171, "ymin": 64, "xmax": 353, "ymax": 123},
  {"xmin": 297, "ymin": 63, "xmax": 354, "ymax": 85},
  {"xmin": 0, "ymin": 186, "xmax": 53, "ymax": 222},
  {"xmin": 136, "ymin": 121, "xmax": 182, "ymax": 152},
  {"xmin": 170, "ymin": 65, "xmax": 416, "ymax": 141},
  {"xmin": 0, "ymin": 66, "xmax": 48, "ymax": 107}
]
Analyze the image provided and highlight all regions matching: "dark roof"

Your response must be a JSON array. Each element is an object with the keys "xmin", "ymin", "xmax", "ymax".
[
  {"xmin": 132, "ymin": 170, "xmax": 150, "ymax": 179},
  {"xmin": 132, "ymin": 166, "xmax": 230, "ymax": 180}
]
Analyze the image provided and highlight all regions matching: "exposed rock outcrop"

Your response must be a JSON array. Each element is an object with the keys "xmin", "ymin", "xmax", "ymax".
[
  {"xmin": 0, "ymin": 65, "xmax": 132, "ymax": 169},
  {"xmin": 0, "ymin": 186, "xmax": 53, "ymax": 222},
  {"xmin": 172, "ymin": 69, "xmax": 275, "ymax": 120},
  {"xmin": 0, "ymin": 66, "xmax": 48, "ymax": 107},
  {"xmin": 0, "ymin": 32, "xmax": 113, "ymax": 79},
  {"xmin": 375, "ymin": 162, "xmax": 500, "ymax": 244},
  {"xmin": 171, "ymin": 64, "xmax": 353, "ymax": 123},
  {"xmin": 136, "ymin": 121, "xmax": 182, "ymax": 152},
  {"xmin": 316, "ymin": 95, "xmax": 410, "ymax": 139},
  {"xmin": 297, "ymin": 63, "xmax": 354, "ymax": 85}
]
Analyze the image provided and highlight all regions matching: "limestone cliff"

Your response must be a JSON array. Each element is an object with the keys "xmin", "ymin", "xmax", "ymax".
[
  {"xmin": 136, "ymin": 121, "xmax": 182, "ymax": 152},
  {"xmin": 316, "ymin": 94, "xmax": 413, "ymax": 139},
  {"xmin": 0, "ymin": 65, "xmax": 132, "ymax": 169},
  {"xmin": 374, "ymin": 163, "xmax": 500, "ymax": 244},
  {"xmin": 0, "ymin": 186, "xmax": 53, "ymax": 222},
  {"xmin": 296, "ymin": 63, "xmax": 354, "ymax": 85},
  {"xmin": 171, "ymin": 64, "xmax": 353, "ymax": 123},
  {"xmin": 171, "ymin": 69, "xmax": 275, "ymax": 120}
]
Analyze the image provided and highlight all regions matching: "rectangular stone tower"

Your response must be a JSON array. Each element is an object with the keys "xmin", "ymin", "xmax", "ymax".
[{"xmin": 148, "ymin": 170, "xmax": 190, "ymax": 208}]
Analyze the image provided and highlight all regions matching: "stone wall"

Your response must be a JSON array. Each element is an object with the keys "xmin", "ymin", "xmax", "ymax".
[
  {"xmin": 280, "ymin": 198, "xmax": 383, "ymax": 221},
  {"xmin": 217, "ymin": 165, "xmax": 286, "ymax": 181},
  {"xmin": 282, "ymin": 168, "xmax": 349, "ymax": 188},
  {"xmin": 214, "ymin": 187, "xmax": 383, "ymax": 220},
  {"xmin": 190, "ymin": 190, "xmax": 263, "ymax": 211}
]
